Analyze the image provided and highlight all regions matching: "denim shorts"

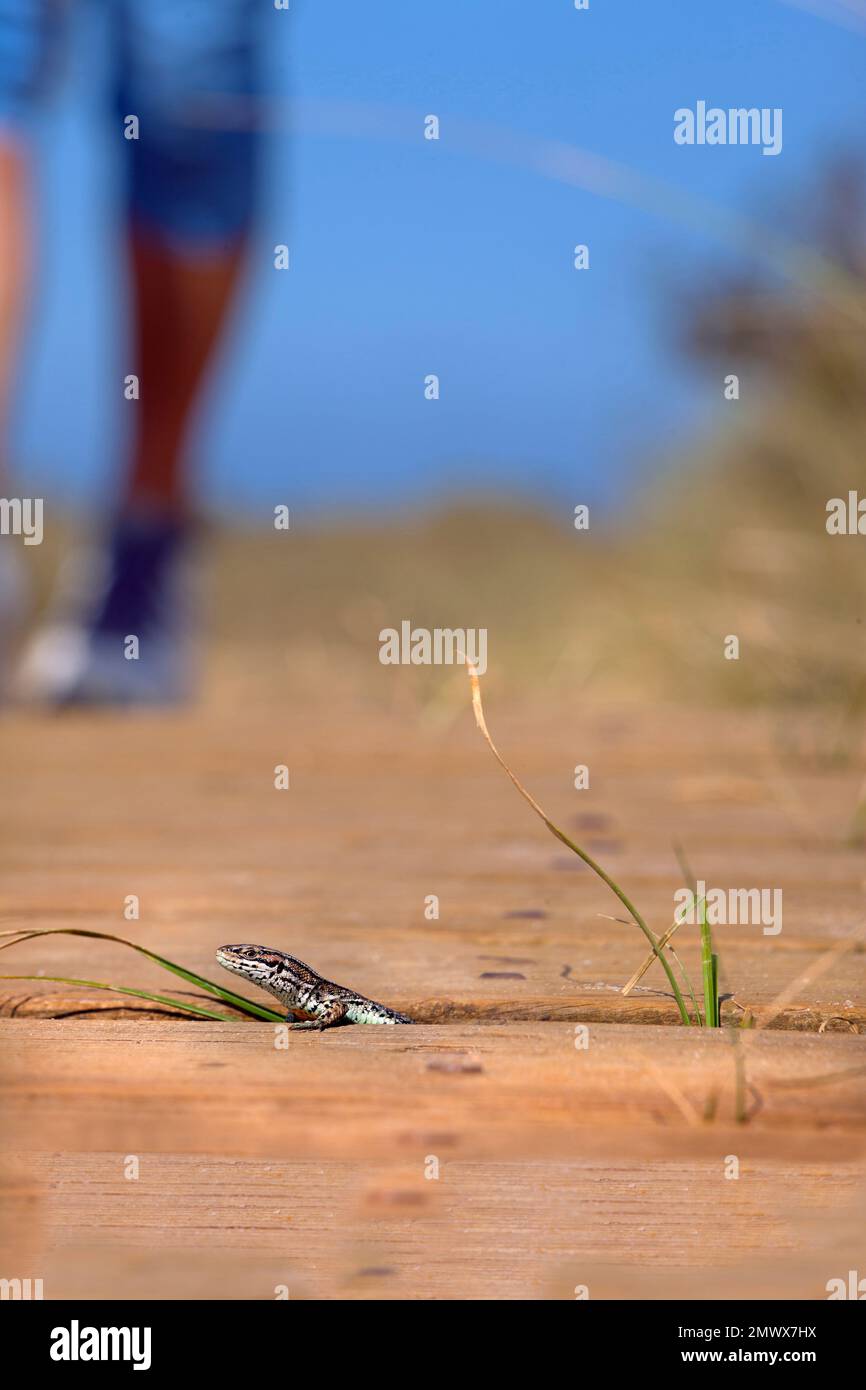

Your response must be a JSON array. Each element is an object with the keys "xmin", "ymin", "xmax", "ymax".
[{"xmin": 0, "ymin": 0, "xmax": 264, "ymax": 244}]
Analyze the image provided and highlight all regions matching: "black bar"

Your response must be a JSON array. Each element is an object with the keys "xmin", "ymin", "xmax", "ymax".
[{"xmin": 1, "ymin": 1297, "xmax": 860, "ymax": 1374}]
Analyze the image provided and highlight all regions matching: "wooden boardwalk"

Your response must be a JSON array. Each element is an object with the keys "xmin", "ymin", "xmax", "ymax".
[{"xmin": 1, "ymin": 691, "xmax": 865, "ymax": 1298}]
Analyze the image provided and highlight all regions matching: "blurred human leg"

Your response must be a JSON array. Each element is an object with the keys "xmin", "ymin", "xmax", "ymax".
[
  {"xmin": 18, "ymin": 0, "xmax": 263, "ymax": 703},
  {"xmin": 0, "ymin": 139, "xmax": 32, "ymax": 688},
  {"xmin": 125, "ymin": 229, "xmax": 245, "ymax": 518},
  {"xmin": 119, "ymin": 0, "xmax": 261, "ymax": 518},
  {"xmin": 0, "ymin": 0, "xmax": 65, "ymax": 473},
  {"xmin": 0, "ymin": 0, "xmax": 57, "ymax": 688},
  {"xmin": 0, "ymin": 136, "xmax": 30, "ymax": 488}
]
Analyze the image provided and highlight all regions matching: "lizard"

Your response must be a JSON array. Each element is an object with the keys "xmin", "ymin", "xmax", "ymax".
[{"xmin": 216, "ymin": 944, "xmax": 413, "ymax": 1029}]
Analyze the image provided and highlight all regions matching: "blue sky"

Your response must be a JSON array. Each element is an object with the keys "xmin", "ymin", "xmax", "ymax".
[{"xmin": 11, "ymin": 0, "xmax": 865, "ymax": 521}]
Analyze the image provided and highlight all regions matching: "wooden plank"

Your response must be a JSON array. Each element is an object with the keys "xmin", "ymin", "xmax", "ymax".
[
  {"xmin": 2, "ymin": 1021, "xmax": 865, "ymax": 1162},
  {"xmin": 1, "ymin": 700, "xmax": 864, "ymax": 1029},
  {"xmin": 3, "ymin": 1019, "xmax": 865, "ymax": 1298},
  {"xmin": 1, "ymin": 985, "xmax": 864, "ymax": 1030},
  {"xmin": 3, "ymin": 1150, "xmax": 863, "ymax": 1301}
]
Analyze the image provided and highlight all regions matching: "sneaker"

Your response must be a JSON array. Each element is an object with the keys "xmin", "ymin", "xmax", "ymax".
[{"xmin": 16, "ymin": 514, "xmax": 197, "ymax": 706}]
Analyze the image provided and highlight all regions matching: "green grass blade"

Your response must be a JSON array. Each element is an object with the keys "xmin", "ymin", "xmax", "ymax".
[
  {"xmin": 668, "ymin": 946, "xmax": 704, "ymax": 1026},
  {"xmin": 0, "ymin": 928, "xmax": 284, "ymax": 1022},
  {"xmin": 673, "ymin": 844, "xmax": 720, "ymax": 1028},
  {"xmin": 620, "ymin": 888, "xmax": 707, "ymax": 1004},
  {"xmin": 547, "ymin": 822, "xmax": 692, "ymax": 1022},
  {"xmin": 699, "ymin": 900, "xmax": 716, "ymax": 1028},
  {"xmin": 0, "ymin": 974, "xmax": 236, "ymax": 1020},
  {"xmin": 469, "ymin": 669, "xmax": 693, "ymax": 1025}
]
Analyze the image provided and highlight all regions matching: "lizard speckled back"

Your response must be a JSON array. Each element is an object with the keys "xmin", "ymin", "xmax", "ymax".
[{"xmin": 216, "ymin": 944, "xmax": 413, "ymax": 1029}]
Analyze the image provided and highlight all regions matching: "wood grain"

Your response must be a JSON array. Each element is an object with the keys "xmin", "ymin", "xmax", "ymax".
[
  {"xmin": 2, "ymin": 694, "xmax": 865, "ymax": 1297},
  {"xmin": 2, "ymin": 1021, "xmax": 864, "ymax": 1299}
]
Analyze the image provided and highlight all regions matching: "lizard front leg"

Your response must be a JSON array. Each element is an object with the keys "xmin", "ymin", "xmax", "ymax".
[{"xmin": 287, "ymin": 998, "xmax": 348, "ymax": 1030}]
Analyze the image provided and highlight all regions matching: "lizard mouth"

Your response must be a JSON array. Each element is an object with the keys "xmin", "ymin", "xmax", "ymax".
[
  {"xmin": 216, "ymin": 945, "xmax": 261, "ymax": 974},
  {"xmin": 216, "ymin": 944, "xmax": 282, "ymax": 979}
]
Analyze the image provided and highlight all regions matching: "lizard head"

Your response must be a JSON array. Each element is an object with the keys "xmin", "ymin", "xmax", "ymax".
[{"xmin": 216, "ymin": 943, "xmax": 287, "ymax": 984}]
